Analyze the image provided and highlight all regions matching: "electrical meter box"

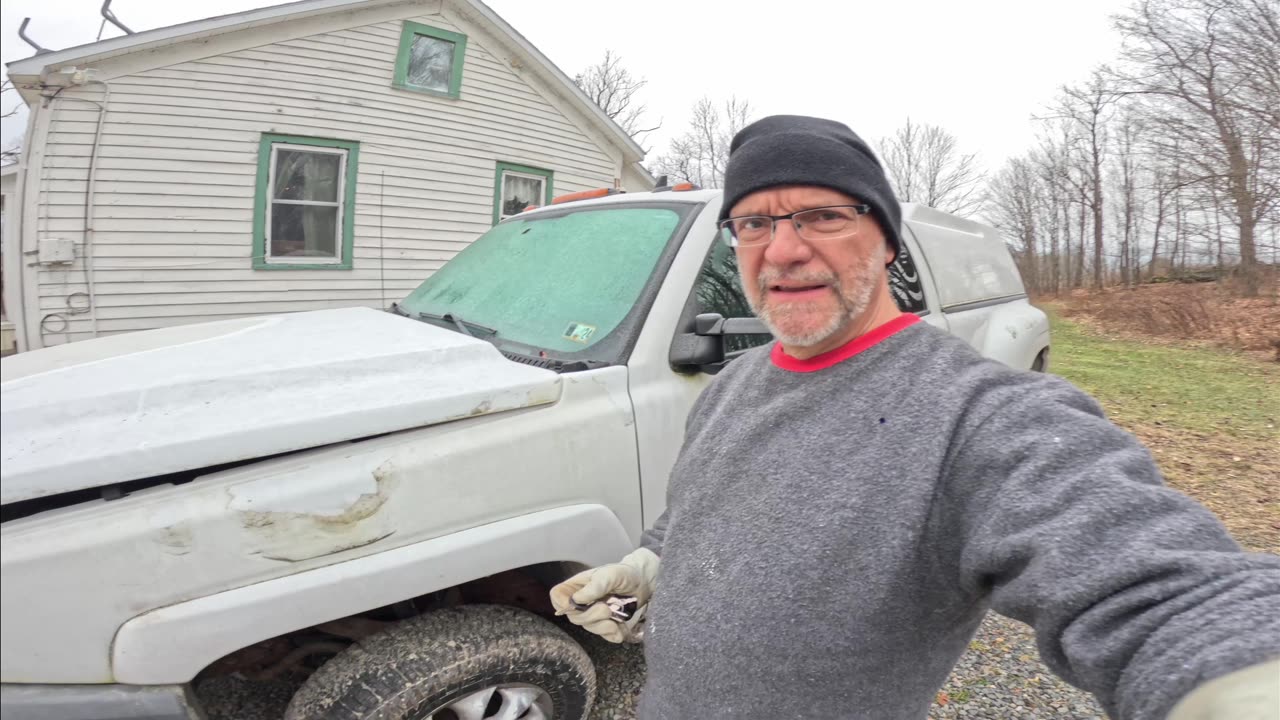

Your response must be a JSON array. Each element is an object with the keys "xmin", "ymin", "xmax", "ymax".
[{"xmin": 38, "ymin": 238, "xmax": 76, "ymax": 265}]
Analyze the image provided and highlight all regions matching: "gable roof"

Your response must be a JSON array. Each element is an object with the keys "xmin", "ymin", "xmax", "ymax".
[{"xmin": 5, "ymin": 0, "xmax": 646, "ymax": 164}]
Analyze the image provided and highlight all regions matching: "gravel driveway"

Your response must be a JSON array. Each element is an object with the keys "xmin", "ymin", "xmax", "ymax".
[
  {"xmin": 927, "ymin": 614, "xmax": 1103, "ymax": 719},
  {"xmin": 198, "ymin": 612, "xmax": 1104, "ymax": 719}
]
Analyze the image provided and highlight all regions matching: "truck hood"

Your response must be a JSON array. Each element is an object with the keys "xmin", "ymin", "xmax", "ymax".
[{"xmin": 1, "ymin": 308, "xmax": 561, "ymax": 505}]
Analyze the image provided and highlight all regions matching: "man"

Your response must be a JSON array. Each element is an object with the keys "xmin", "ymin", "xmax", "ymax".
[{"xmin": 550, "ymin": 116, "xmax": 1280, "ymax": 719}]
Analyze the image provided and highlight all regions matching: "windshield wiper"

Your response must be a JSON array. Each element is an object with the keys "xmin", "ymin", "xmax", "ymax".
[
  {"xmin": 417, "ymin": 311, "xmax": 498, "ymax": 339},
  {"xmin": 443, "ymin": 313, "xmax": 472, "ymax": 337},
  {"xmin": 499, "ymin": 348, "xmax": 610, "ymax": 373},
  {"xmin": 388, "ymin": 302, "xmax": 411, "ymax": 317}
]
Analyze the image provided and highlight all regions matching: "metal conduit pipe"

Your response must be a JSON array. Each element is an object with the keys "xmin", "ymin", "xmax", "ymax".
[{"xmin": 49, "ymin": 77, "xmax": 111, "ymax": 338}]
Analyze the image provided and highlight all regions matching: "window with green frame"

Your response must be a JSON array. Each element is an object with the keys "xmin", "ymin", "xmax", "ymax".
[
  {"xmin": 493, "ymin": 162, "xmax": 554, "ymax": 224},
  {"xmin": 393, "ymin": 21, "xmax": 468, "ymax": 98},
  {"xmin": 253, "ymin": 134, "xmax": 359, "ymax": 270}
]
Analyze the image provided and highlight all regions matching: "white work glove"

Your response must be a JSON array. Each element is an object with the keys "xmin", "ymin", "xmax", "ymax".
[
  {"xmin": 1167, "ymin": 658, "xmax": 1280, "ymax": 720},
  {"xmin": 549, "ymin": 547, "xmax": 660, "ymax": 644}
]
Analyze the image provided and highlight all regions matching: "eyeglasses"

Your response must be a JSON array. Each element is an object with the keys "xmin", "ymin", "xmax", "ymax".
[{"xmin": 718, "ymin": 204, "xmax": 871, "ymax": 248}]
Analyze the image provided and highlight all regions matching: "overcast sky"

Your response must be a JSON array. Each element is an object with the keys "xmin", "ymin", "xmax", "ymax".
[{"xmin": 1, "ymin": 0, "xmax": 1128, "ymax": 170}]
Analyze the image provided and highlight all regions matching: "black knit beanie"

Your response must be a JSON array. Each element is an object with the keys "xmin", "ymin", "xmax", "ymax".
[{"xmin": 719, "ymin": 115, "xmax": 902, "ymax": 261}]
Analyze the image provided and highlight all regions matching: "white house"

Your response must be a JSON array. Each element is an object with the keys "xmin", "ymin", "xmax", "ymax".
[{"xmin": 2, "ymin": 0, "xmax": 652, "ymax": 353}]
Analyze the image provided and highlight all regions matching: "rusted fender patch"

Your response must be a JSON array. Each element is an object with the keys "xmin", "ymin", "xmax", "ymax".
[{"xmin": 228, "ymin": 459, "xmax": 397, "ymax": 562}]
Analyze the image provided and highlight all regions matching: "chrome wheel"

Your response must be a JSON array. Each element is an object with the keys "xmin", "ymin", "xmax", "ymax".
[{"xmin": 428, "ymin": 684, "xmax": 554, "ymax": 720}]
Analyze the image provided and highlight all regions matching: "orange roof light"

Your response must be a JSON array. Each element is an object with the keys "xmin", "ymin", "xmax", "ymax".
[
  {"xmin": 653, "ymin": 181, "xmax": 702, "ymax": 193},
  {"xmin": 551, "ymin": 188, "xmax": 621, "ymax": 204},
  {"xmin": 521, "ymin": 204, "xmax": 540, "ymax": 212}
]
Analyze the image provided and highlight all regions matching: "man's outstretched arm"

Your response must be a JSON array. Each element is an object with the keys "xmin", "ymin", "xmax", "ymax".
[{"xmin": 941, "ymin": 372, "xmax": 1280, "ymax": 720}]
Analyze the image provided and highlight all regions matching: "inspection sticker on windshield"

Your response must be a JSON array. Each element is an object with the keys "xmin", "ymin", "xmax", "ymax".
[{"xmin": 563, "ymin": 322, "xmax": 597, "ymax": 344}]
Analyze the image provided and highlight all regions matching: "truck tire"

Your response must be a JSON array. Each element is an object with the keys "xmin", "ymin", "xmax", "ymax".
[{"xmin": 284, "ymin": 605, "xmax": 595, "ymax": 720}]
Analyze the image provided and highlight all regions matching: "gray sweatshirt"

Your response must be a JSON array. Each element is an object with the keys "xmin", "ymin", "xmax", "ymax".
[{"xmin": 637, "ymin": 314, "xmax": 1280, "ymax": 720}]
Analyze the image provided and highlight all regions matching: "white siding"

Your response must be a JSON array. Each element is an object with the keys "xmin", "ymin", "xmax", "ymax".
[{"xmin": 29, "ymin": 8, "xmax": 627, "ymax": 345}]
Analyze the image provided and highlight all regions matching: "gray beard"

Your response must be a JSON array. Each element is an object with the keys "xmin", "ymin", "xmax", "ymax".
[{"xmin": 748, "ymin": 252, "xmax": 883, "ymax": 348}]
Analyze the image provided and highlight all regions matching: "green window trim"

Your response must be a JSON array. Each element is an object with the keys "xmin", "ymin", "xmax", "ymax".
[
  {"xmin": 253, "ymin": 133, "xmax": 360, "ymax": 271},
  {"xmin": 493, "ymin": 162, "xmax": 554, "ymax": 225},
  {"xmin": 393, "ymin": 21, "xmax": 468, "ymax": 98}
]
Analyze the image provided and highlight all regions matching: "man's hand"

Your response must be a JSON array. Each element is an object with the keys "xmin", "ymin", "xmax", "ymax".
[
  {"xmin": 1167, "ymin": 658, "xmax": 1280, "ymax": 720},
  {"xmin": 549, "ymin": 547, "xmax": 660, "ymax": 644}
]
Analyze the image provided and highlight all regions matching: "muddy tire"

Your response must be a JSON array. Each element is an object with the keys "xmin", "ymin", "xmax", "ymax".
[{"xmin": 284, "ymin": 605, "xmax": 595, "ymax": 720}]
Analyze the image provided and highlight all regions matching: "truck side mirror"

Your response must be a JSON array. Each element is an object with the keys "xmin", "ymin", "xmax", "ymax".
[
  {"xmin": 670, "ymin": 313, "xmax": 772, "ymax": 373},
  {"xmin": 693, "ymin": 312, "xmax": 724, "ymax": 335},
  {"xmin": 670, "ymin": 326, "xmax": 725, "ymax": 371}
]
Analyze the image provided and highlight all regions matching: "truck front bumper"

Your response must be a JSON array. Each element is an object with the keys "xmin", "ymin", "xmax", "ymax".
[{"xmin": 0, "ymin": 683, "xmax": 203, "ymax": 720}]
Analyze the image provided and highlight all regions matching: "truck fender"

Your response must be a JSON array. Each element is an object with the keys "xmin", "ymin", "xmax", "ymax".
[
  {"xmin": 975, "ymin": 302, "xmax": 1051, "ymax": 371},
  {"xmin": 111, "ymin": 504, "xmax": 632, "ymax": 685}
]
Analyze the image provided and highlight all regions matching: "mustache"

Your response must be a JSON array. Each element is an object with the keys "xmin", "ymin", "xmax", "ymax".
[{"xmin": 756, "ymin": 268, "xmax": 840, "ymax": 293}]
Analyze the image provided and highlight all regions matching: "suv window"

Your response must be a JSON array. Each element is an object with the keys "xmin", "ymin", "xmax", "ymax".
[
  {"xmin": 693, "ymin": 239, "xmax": 773, "ymax": 354},
  {"xmin": 888, "ymin": 239, "xmax": 928, "ymax": 313}
]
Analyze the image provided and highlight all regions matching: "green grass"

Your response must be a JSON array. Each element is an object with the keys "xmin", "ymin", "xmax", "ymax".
[{"xmin": 1043, "ymin": 306, "xmax": 1279, "ymax": 440}]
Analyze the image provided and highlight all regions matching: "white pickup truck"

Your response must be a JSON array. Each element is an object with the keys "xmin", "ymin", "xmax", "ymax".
[{"xmin": 0, "ymin": 185, "xmax": 1049, "ymax": 720}]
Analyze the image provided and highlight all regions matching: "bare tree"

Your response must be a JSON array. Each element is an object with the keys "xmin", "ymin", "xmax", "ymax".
[
  {"xmin": 1031, "ymin": 123, "xmax": 1084, "ymax": 292},
  {"xmin": 1114, "ymin": 0, "xmax": 1280, "ymax": 296},
  {"xmin": 573, "ymin": 50, "xmax": 661, "ymax": 147},
  {"xmin": 1145, "ymin": 149, "xmax": 1179, "ymax": 278},
  {"xmin": 1051, "ymin": 70, "xmax": 1119, "ymax": 289},
  {"xmin": 1216, "ymin": 0, "xmax": 1280, "ymax": 133},
  {"xmin": 987, "ymin": 157, "xmax": 1046, "ymax": 292},
  {"xmin": 1112, "ymin": 107, "xmax": 1145, "ymax": 286},
  {"xmin": 1046, "ymin": 120, "xmax": 1093, "ymax": 290},
  {"xmin": 1035, "ymin": 149, "xmax": 1064, "ymax": 294},
  {"xmin": 649, "ymin": 96, "xmax": 752, "ymax": 189},
  {"xmin": 877, "ymin": 118, "xmax": 986, "ymax": 217}
]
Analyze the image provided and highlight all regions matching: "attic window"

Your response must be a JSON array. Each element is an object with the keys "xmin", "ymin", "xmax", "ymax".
[{"xmin": 394, "ymin": 21, "xmax": 467, "ymax": 98}]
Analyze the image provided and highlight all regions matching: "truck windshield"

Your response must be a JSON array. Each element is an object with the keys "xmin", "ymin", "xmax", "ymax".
[{"xmin": 399, "ymin": 205, "xmax": 686, "ymax": 354}]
